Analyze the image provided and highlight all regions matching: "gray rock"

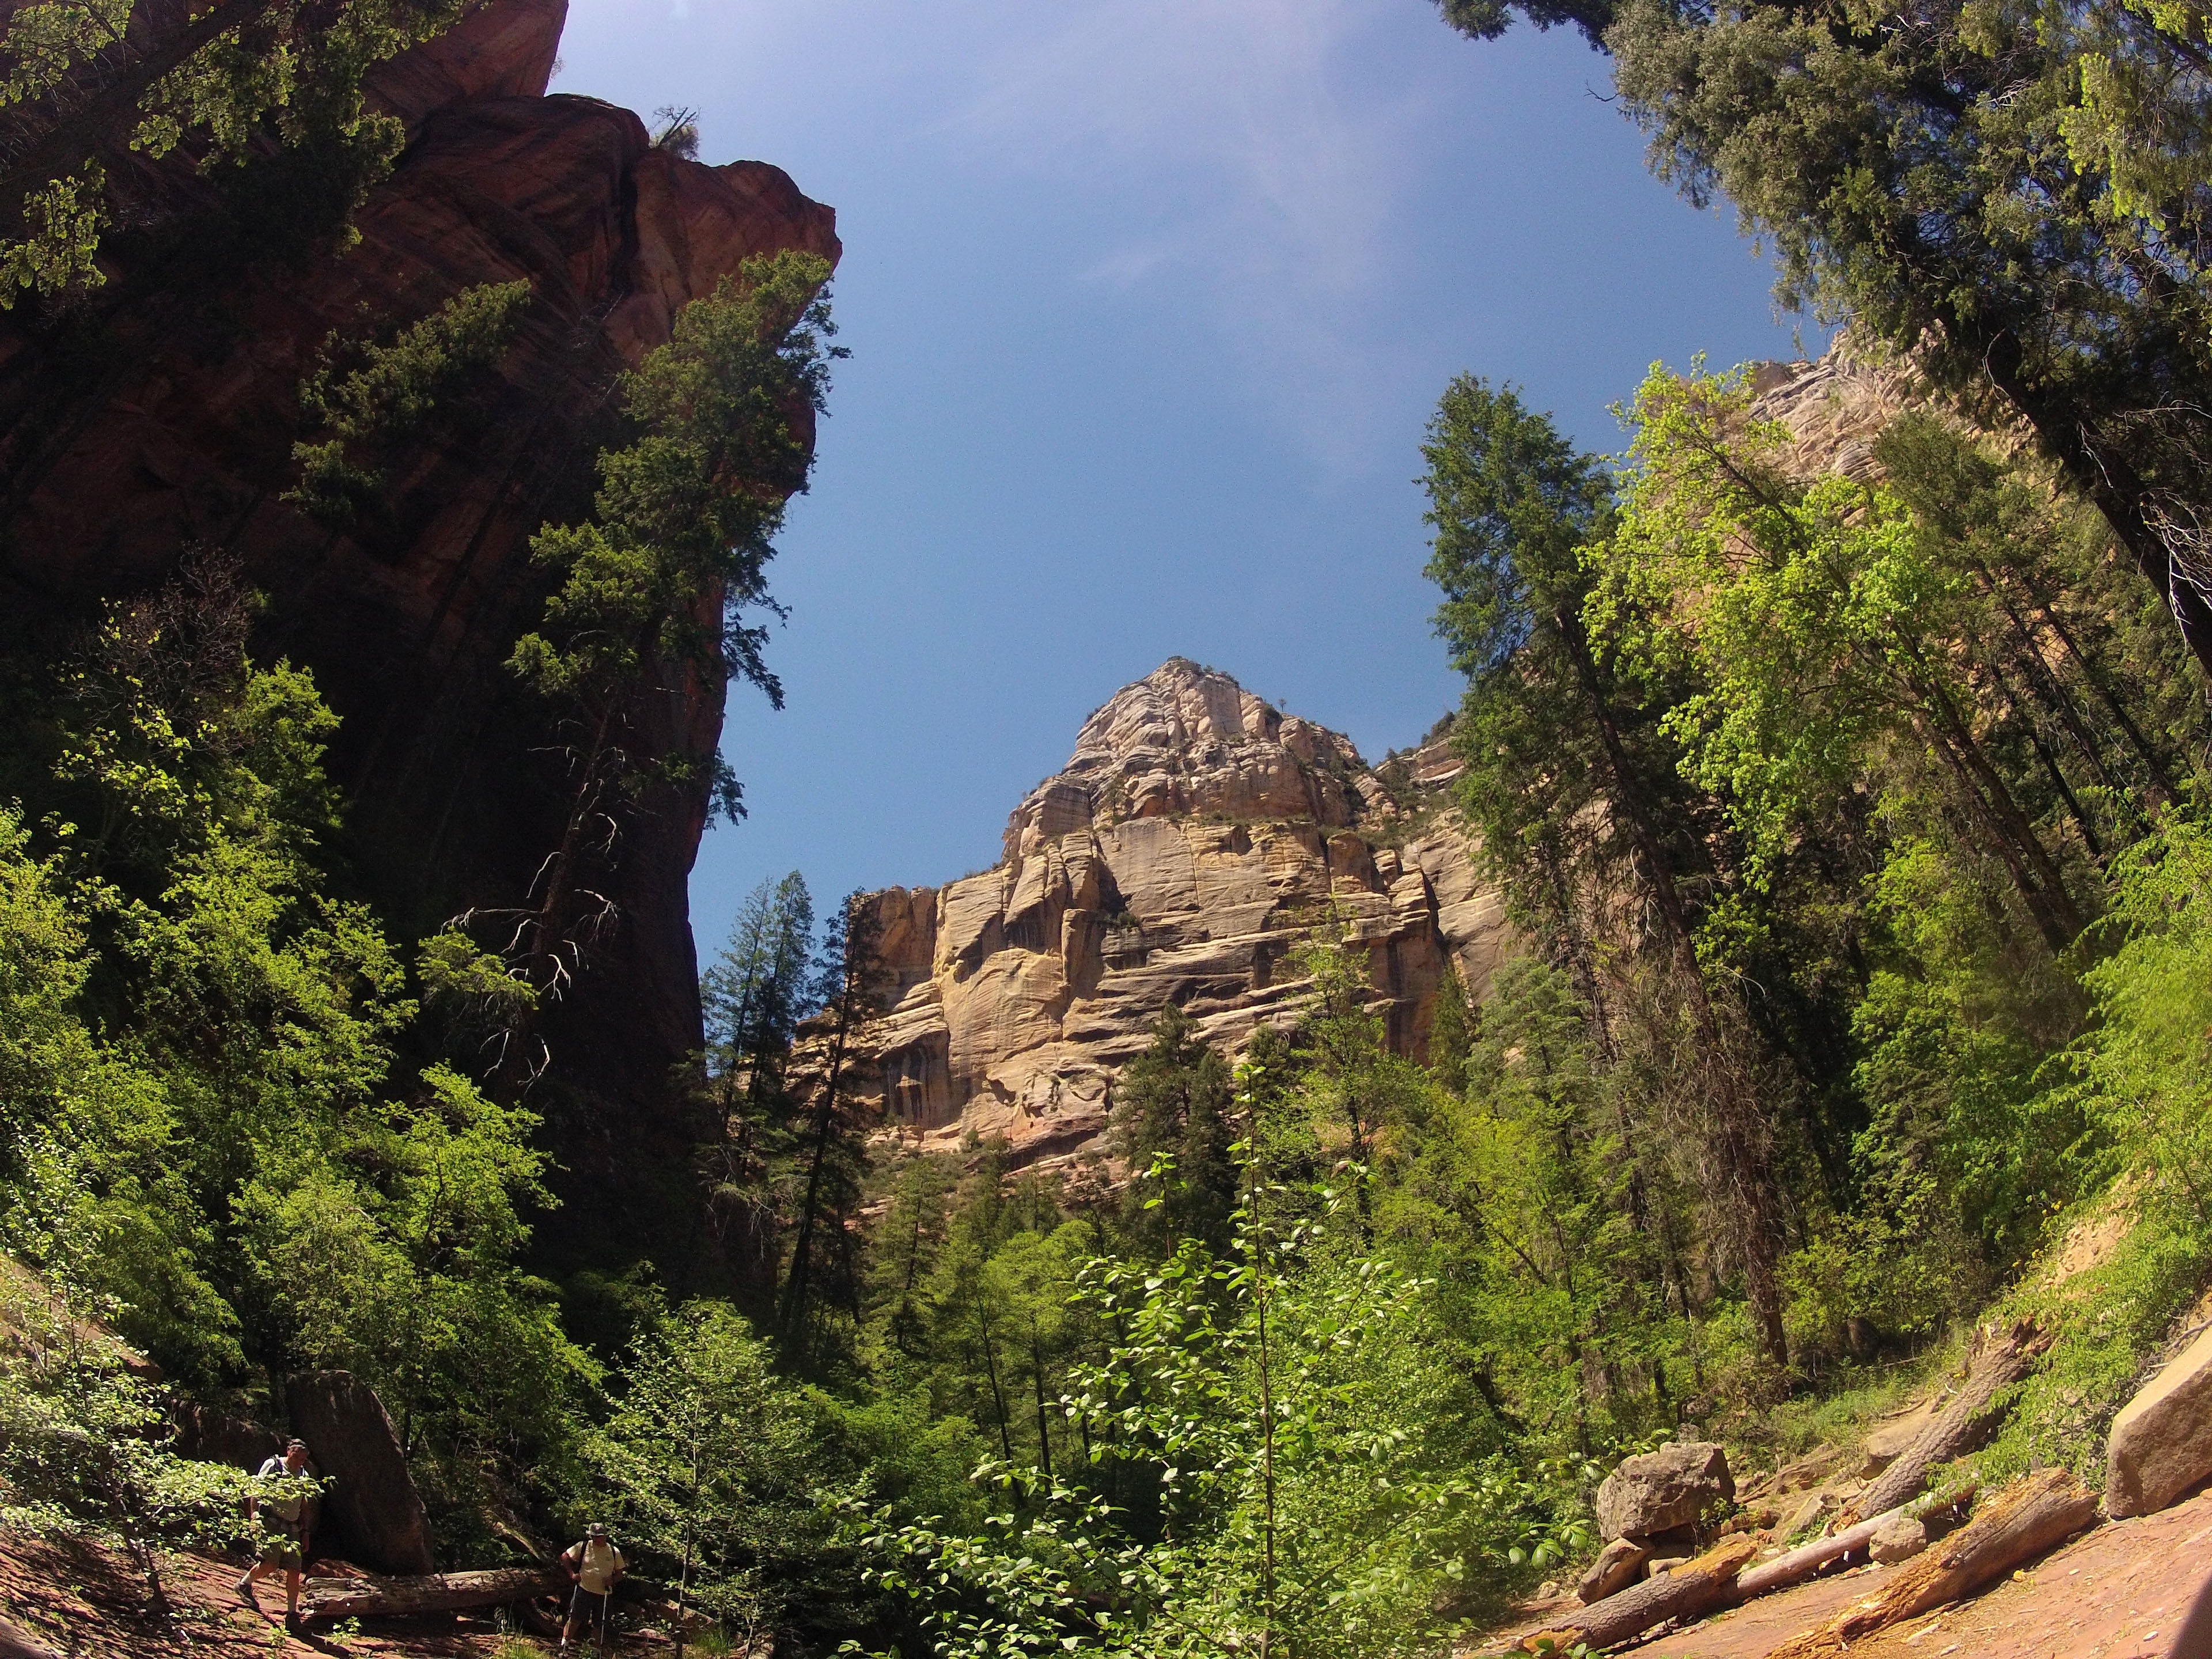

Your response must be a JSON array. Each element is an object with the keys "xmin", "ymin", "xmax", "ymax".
[
  {"xmin": 1782, "ymin": 1490, "xmax": 1835, "ymax": 1540},
  {"xmin": 1868, "ymin": 1513, "xmax": 1928, "ymax": 1564},
  {"xmin": 2107, "ymin": 1325, "xmax": 2212, "ymax": 1518},
  {"xmin": 1576, "ymin": 1536, "xmax": 1653, "ymax": 1605},
  {"xmin": 286, "ymin": 1370, "xmax": 434, "ymax": 1574},
  {"xmin": 1596, "ymin": 1440, "xmax": 1734, "ymax": 1542},
  {"xmin": 1645, "ymin": 1555, "xmax": 1690, "ymax": 1581},
  {"xmin": 172, "ymin": 1402, "xmax": 282, "ymax": 1471}
]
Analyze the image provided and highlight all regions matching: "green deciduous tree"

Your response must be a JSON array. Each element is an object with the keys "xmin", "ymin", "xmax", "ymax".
[
  {"xmin": 588, "ymin": 1301, "xmax": 828, "ymax": 1649},
  {"xmin": 1437, "ymin": 0, "xmax": 2212, "ymax": 680},
  {"xmin": 1422, "ymin": 374, "xmax": 1791, "ymax": 1365}
]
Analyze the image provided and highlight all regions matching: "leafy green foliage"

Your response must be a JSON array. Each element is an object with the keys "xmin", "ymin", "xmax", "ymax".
[
  {"xmin": 0, "ymin": 558, "xmax": 586, "ymax": 1546},
  {"xmin": 587, "ymin": 1301, "xmax": 831, "ymax": 1638},
  {"xmin": 0, "ymin": 0, "xmax": 475, "ymax": 304},
  {"xmin": 853, "ymin": 1192, "xmax": 1539, "ymax": 1659},
  {"xmin": 0, "ymin": 1257, "xmax": 253, "ymax": 1612},
  {"xmin": 474, "ymin": 253, "xmax": 838, "ymax": 1073},
  {"xmin": 1112, "ymin": 1006, "xmax": 1239, "ymax": 1258}
]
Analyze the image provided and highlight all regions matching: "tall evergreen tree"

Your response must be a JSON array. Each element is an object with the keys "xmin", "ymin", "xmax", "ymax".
[
  {"xmin": 778, "ymin": 890, "xmax": 883, "ymax": 1355},
  {"xmin": 1422, "ymin": 374, "xmax": 1791, "ymax": 1364},
  {"xmin": 1436, "ymin": 0, "xmax": 2212, "ymax": 679},
  {"xmin": 1112, "ymin": 1006, "xmax": 1239, "ymax": 1258},
  {"xmin": 700, "ymin": 872, "xmax": 814, "ymax": 1295}
]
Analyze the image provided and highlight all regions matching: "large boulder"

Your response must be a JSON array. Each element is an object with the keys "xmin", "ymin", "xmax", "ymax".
[
  {"xmin": 286, "ymin": 1372, "xmax": 434, "ymax": 1574},
  {"xmin": 1595, "ymin": 1441, "xmax": 1735, "ymax": 1543},
  {"xmin": 2106, "ymin": 1325, "xmax": 2212, "ymax": 1517},
  {"xmin": 172, "ymin": 1402, "xmax": 282, "ymax": 1471}
]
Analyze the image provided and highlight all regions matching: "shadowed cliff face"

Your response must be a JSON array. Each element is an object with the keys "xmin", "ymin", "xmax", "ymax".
[
  {"xmin": 841, "ymin": 660, "xmax": 1509, "ymax": 1172},
  {"xmin": 0, "ymin": 0, "xmax": 839, "ymax": 1255}
]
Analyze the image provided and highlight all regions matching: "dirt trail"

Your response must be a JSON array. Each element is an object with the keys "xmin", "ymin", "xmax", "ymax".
[
  {"xmin": 0, "ymin": 1537, "xmax": 555, "ymax": 1657},
  {"xmin": 1480, "ymin": 1486, "xmax": 2212, "ymax": 1659}
]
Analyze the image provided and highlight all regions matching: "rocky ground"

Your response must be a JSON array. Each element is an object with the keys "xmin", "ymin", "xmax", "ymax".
[
  {"xmin": 5, "ymin": 1488, "xmax": 2206, "ymax": 1657},
  {"xmin": 0, "ymin": 1537, "xmax": 571, "ymax": 1658},
  {"xmin": 1478, "ymin": 1485, "xmax": 2212, "ymax": 1657}
]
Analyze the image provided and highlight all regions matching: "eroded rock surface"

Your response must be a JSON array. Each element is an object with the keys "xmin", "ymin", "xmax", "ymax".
[
  {"xmin": 841, "ymin": 660, "xmax": 1507, "ymax": 1166},
  {"xmin": 285, "ymin": 1372, "xmax": 434, "ymax": 1576}
]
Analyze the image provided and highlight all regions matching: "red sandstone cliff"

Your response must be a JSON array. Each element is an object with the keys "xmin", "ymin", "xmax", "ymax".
[{"xmin": 0, "ymin": 0, "xmax": 839, "ymax": 1237}]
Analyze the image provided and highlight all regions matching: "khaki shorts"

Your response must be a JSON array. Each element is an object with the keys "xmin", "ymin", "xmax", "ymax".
[{"xmin": 259, "ymin": 1523, "xmax": 302, "ymax": 1569}]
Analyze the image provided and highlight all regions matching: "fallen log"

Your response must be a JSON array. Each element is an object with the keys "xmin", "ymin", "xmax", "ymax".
[
  {"xmin": 298, "ymin": 1565, "xmax": 563, "ymax": 1623},
  {"xmin": 1731, "ymin": 1479, "xmax": 1976, "ymax": 1601},
  {"xmin": 1843, "ymin": 1319, "xmax": 2046, "ymax": 1524},
  {"xmin": 1761, "ymin": 1466, "xmax": 2096, "ymax": 1659},
  {"xmin": 1521, "ymin": 1536, "xmax": 1758, "ymax": 1653}
]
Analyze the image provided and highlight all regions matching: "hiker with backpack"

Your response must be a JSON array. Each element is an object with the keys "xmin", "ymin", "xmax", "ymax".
[
  {"xmin": 560, "ymin": 1521, "xmax": 627, "ymax": 1653},
  {"xmin": 234, "ymin": 1438, "xmax": 314, "ymax": 1629}
]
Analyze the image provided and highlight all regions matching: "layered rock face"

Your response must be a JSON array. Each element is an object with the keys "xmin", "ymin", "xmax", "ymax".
[
  {"xmin": 847, "ymin": 661, "xmax": 1508, "ymax": 1165},
  {"xmin": 0, "ymin": 0, "xmax": 838, "ymax": 1222}
]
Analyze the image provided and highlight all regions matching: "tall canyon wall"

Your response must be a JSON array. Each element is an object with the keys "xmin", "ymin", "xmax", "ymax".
[{"xmin": 0, "ymin": 0, "xmax": 838, "ymax": 1244}]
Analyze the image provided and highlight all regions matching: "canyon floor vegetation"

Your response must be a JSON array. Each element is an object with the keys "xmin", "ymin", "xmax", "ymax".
[{"xmin": 8, "ymin": 0, "xmax": 2212, "ymax": 1652}]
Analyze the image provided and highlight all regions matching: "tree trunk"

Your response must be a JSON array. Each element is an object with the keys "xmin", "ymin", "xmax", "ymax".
[
  {"xmin": 779, "ymin": 992, "xmax": 854, "ymax": 1339},
  {"xmin": 1762, "ymin": 1468, "xmax": 2097, "ymax": 1659},
  {"xmin": 1980, "ymin": 656, "xmax": 2101, "ymax": 855},
  {"xmin": 1522, "ymin": 1536, "xmax": 1759, "ymax": 1653},
  {"xmin": 1842, "ymin": 1319, "xmax": 2046, "ymax": 1524},
  {"xmin": 0, "ymin": 1615, "xmax": 62, "ymax": 1659},
  {"xmin": 1907, "ymin": 702, "xmax": 2078, "ymax": 952},
  {"xmin": 1730, "ymin": 1482, "xmax": 1975, "ymax": 1602},
  {"xmin": 1979, "ymin": 327, "xmax": 2212, "ymax": 684},
  {"xmin": 2019, "ymin": 579, "xmax": 2176, "ymax": 799},
  {"xmin": 976, "ymin": 1301, "xmax": 1014, "ymax": 1461},
  {"xmin": 299, "ymin": 1567, "xmax": 564, "ymax": 1624},
  {"xmin": 1559, "ymin": 613, "xmax": 1787, "ymax": 1365}
]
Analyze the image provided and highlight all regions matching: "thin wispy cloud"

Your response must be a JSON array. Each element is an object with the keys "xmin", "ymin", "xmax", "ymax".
[{"xmin": 929, "ymin": 0, "xmax": 1448, "ymax": 480}]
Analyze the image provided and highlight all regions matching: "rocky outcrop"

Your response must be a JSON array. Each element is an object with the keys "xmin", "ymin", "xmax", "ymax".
[
  {"xmin": 0, "ymin": 0, "xmax": 838, "ymax": 1245},
  {"xmin": 286, "ymin": 1372, "xmax": 434, "ymax": 1575},
  {"xmin": 1577, "ymin": 1536, "xmax": 1653, "ymax": 1604},
  {"xmin": 842, "ymin": 661, "xmax": 1506, "ymax": 1165}
]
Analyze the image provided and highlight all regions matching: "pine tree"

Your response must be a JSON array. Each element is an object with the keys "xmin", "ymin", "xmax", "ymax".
[
  {"xmin": 1422, "ymin": 376, "xmax": 1791, "ymax": 1365},
  {"xmin": 1112, "ymin": 1006, "xmax": 1239, "ymax": 1257},
  {"xmin": 778, "ymin": 891, "xmax": 884, "ymax": 1355},
  {"xmin": 699, "ymin": 872, "xmax": 814, "ymax": 1295}
]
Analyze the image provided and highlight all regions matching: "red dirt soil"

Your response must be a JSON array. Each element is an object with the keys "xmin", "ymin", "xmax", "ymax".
[
  {"xmin": 1479, "ymin": 1486, "xmax": 2212, "ymax": 1659},
  {"xmin": 0, "ymin": 1537, "xmax": 567, "ymax": 1657}
]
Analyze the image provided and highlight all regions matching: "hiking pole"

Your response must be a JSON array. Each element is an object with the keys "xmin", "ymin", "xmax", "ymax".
[
  {"xmin": 596, "ymin": 1588, "xmax": 611, "ymax": 1658},
  {"xmin": 562, "ymin": 1582, "xmax": 581, "ymax": 1651}
]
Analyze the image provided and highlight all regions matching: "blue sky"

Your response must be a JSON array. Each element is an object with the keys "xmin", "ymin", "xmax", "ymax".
[{"xmin": 549, "ymin": 0, "xmax": 1821, "ymax": 961}]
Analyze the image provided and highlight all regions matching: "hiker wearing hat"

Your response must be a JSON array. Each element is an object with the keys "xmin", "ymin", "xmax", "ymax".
[
  {"xmin": 235, "ymin": 1439, "xmax": 313, "ymax": 1629},
  {"xmin": 559, "ymin": 1522, "xmax": 626, "ymax": 1652}
]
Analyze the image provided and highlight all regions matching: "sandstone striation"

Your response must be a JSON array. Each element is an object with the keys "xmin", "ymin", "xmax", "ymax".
[{"xmin": 842, "ymin": 660, "xmax": 1508, "ymax": 1166}]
